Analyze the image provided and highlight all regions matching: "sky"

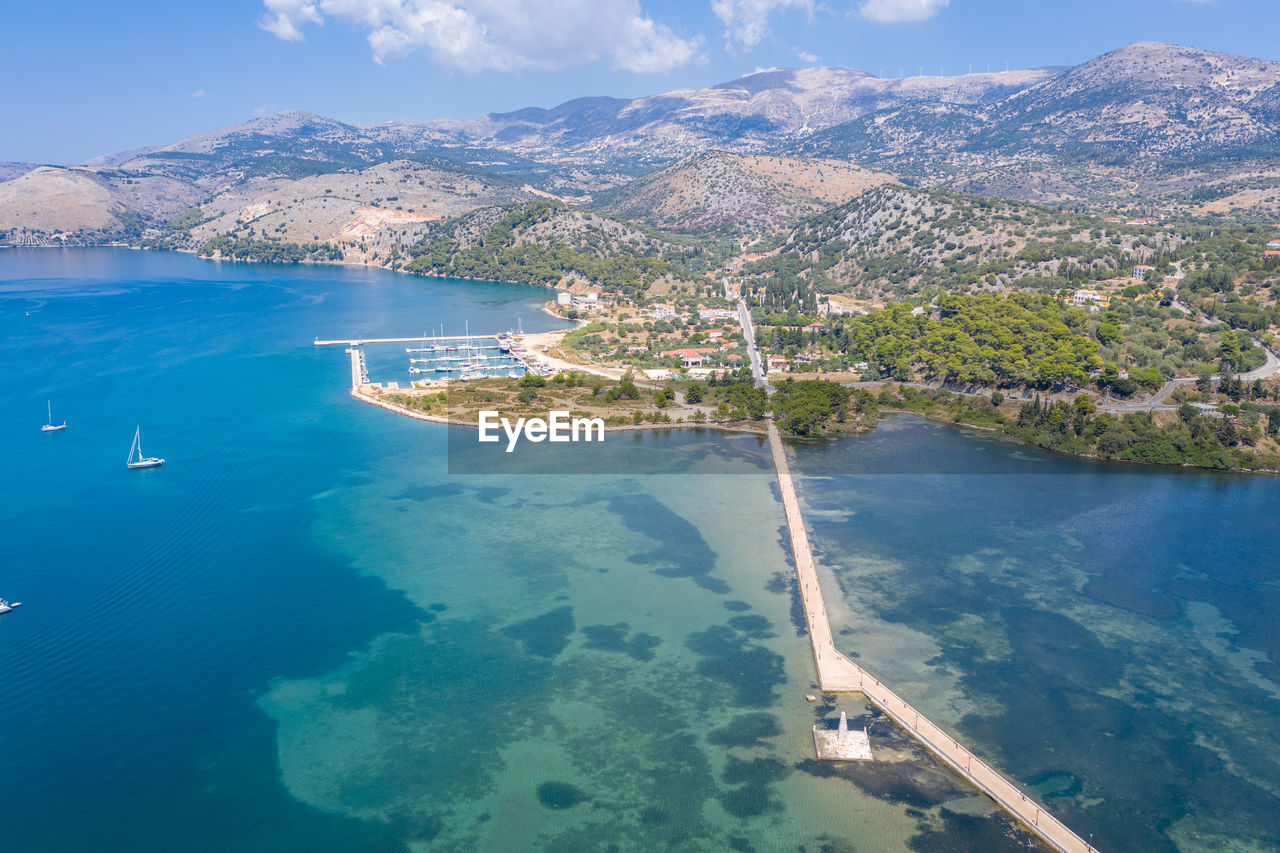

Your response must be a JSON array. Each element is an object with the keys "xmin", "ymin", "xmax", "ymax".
[{"xmin": 3, "ymin": 0, "xmax": 1277, "ymax": 165}]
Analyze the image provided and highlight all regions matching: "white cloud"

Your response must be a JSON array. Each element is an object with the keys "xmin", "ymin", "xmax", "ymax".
[
  {"xmin": 711, "ymin": 0, "xmax": 812, "ymax": 48},
  {"xmin": 857, "ymin": 0, "xmax": 949, "ymax": 23},
  {"xmin": 190, "ymin": 88, "xmax": 210, "ymax": 98},
  {"xmin": 797, "ymin": 50, "xmax": 818, "ymax": 64},
  {"xmin": 258, "ymin": 0, "xmax": 702, "ymax": 73}
]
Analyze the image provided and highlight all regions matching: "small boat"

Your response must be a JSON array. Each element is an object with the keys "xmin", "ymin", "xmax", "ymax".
[
  {"xmin": 41, "ymin": 400, "xmax": 67, "ymax": 432},
  {"xmin": 0, "ymin": 599, "xmax": 21, "ymax": 615},
  {"xmin": 126, "ymin": 426, "xmax": 164, "ymax": 469}
]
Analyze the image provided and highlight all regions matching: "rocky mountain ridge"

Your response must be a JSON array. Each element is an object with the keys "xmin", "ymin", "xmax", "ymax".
[{"xmin": 4, "ymin": 42, "xmax": 1280, "ymax": 246}]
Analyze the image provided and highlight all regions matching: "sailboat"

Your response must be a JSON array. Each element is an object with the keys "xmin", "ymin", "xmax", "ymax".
[
  {"xmin": 126, "ymin": 426, "xmax": 164, "ymax": 469},
  {"xmin": 41, "ymin": 400, "xmax": 67, "ymax": 432}
]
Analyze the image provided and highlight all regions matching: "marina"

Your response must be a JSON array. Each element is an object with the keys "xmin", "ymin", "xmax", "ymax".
[{"xmin": 335, "ymin": 326, "xmax": 553, "ymax": 391}]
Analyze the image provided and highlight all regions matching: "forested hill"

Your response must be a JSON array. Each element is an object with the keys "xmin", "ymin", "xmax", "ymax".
[{"xmin": 841, "ymin": 293, "xmax": 1100, "ymax": 386}]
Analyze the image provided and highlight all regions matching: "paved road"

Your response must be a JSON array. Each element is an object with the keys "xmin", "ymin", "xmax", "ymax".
[
  {"xmin": 1100, "ymin": 340, "xmax": 1280, "ymax": 413},
  {"xmin": 738, "ymin": 298, "xmax": 768, "ymax": 390},
  {"xmin": 1238, "ymin": 341, "xmax": 1280, "ymax": 382}
]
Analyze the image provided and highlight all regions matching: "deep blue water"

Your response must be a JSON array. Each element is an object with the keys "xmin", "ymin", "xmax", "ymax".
[{"xmin": 0, "ymin": 249, "xmax": 573, "ymax": 851}]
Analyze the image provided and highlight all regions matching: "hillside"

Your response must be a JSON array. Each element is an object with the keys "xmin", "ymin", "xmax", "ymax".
[
  {"xmin": 0, "ymin": 166, "xmax": 203, "ymax": 241},
  {"xmin": 740, "ymin": 185, "xmax": 1191, "ymax": 303},
  {"xmin": 0, "ymin": 163, "xmax": 38, "ymax": 182},
  {"xmin": 401, "ymin": 200, "xmax": 702, "ymax": 295},
  {"xmin": 179, "ymin": 160, "xmax": 532, "ymax": 253},
  {"xmin": 593, "ymin": 152, "xmax": 894, "ymax": 234}
]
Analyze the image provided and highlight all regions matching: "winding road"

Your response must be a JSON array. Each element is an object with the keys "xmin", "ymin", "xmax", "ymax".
[{"xmin": 1099, "ymin": 338, "xmax": 1280, "ymax": 413}]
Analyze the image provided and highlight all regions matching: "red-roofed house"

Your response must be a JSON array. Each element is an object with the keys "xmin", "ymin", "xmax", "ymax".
[
  {"xmin": 767, "ymin": 355, "xmax": 791, "ymax": 373},
  {"xmin": 661, "ymin": 347, "xmax": 717, "ymax": 367}
]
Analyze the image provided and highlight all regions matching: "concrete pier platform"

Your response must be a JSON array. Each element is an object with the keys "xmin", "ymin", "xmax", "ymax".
[{"xmin": 814, "ymin": 711, "xmax": 873, "ymax": 761}]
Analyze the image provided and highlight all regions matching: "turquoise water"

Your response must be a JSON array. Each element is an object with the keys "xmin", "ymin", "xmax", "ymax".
[
  {"xmin": 791, "ymin": 416, "xmax": 1280, "ymax": 852},
  {"xmin": 1, "ymin": 249, "xmax": 977, "ymax": 852},
  {"xmin": 3, "ymin": 248, "xmax": 1277, "ymax": 852}
]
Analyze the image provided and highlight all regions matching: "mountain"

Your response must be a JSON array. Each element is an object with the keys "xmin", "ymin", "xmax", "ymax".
[
  {"xmin": 593, "ymin": 151, "xmax": 894, "ymax": 234},
  {"xmin": 798, "ymin": 42, "xmax": 1280, "ymax": 199},
  {"xmin": 6, "ymin": 42, "xmax": 1280, "ymax": 248},
  {"xmin": 431, "ymin": 65, "xmax": 1059, "ymax": 165},
  {"xmin": 83, "ymin": 111, "xmax": 461, "ymax": 186},
  {"xmin": 979, "ymin": 42, "xmax": 1280, "ymax": 162}
]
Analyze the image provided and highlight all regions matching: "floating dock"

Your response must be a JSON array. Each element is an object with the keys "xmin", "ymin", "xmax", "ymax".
[{"xmin": 767, "ymin": 418, "xmax": 1100, "ymax": 853}]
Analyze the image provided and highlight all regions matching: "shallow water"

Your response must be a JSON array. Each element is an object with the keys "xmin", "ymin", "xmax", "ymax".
[
  {"xmin": 11, "ymin": 248, "xmax": 1270, "ymax": 851},
  {"xmin": 4, "ymin": 250, "xmax": 1026, "ymax": 852},
  {"xmin": 791, "ymin": 414, "xmax": 1280, "ymax": 853}
]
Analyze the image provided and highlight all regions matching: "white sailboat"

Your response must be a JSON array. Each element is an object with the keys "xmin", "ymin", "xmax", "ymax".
[
  {"xmin": 41, "ymin": 400, "xmax": 67, "ymax": 432},
  {"xmin": 126, "ymin": 426, "xmax": 164, "ymax": 469}
]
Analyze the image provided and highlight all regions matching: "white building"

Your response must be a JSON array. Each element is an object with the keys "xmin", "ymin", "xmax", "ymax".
[{"xmin": 1073, "ymin": 289, "xmax": 1108, "ymax": 308}]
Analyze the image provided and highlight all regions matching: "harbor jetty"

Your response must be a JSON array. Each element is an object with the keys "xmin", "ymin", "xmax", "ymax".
[
  {"xmin": 315, "ymin": 335, "xmax": 486, "ymax": 346},
  {"xmin": 767, "ymin": 417, "xmax": 1099, "ymax": 853},
  {"xmin": 345, "ymin": 346, "xmax": 369, "ymax": 389}
]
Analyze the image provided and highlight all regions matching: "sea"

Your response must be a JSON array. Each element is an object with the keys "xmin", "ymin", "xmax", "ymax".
[{"xmin": 1, "ymin": 248, "xmax": 1278, "ymax": 852}]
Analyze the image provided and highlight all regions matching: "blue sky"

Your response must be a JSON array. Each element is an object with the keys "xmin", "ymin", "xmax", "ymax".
[{"xmin": 3, "ymin": 0, "xmax": 1276, "ymax": 165}]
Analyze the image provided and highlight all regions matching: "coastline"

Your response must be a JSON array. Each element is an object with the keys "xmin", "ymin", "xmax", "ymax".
[
  {"xmin": 884, "ymin": 404, "xmax": 1280, "ymax": 477},
  {"xmin": 354, "ymin": 385, "xmax": 1279, "ymax": 474},
  {"xmin": 23, "ymin": 247, "xmax": 1272, "ymax": 475},
  {"xmin": 351, "ymin": 386, "xmax": 767, "ymax": 435}
]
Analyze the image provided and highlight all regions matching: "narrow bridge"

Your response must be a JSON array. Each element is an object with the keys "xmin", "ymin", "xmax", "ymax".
[{"xmin": 739, "ymin": 302, "xmax": 1100, "ymax": 852}]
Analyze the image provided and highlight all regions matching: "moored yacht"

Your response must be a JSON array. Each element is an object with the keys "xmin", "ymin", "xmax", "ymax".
[
  {"xmin": 41, "ymin": 400, "xmax": 67, "ymax": 432},
  {"xmin": 126, "ymin": 426, "xmax": 164, "ymax": 469}
]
